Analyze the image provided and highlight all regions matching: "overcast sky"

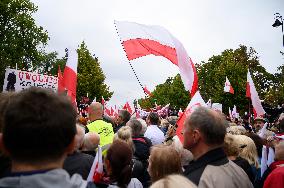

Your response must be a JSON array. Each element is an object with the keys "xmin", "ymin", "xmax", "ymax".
[{"xmin": 31, "ymin": 0, "xmax": 284, "ymax": 106}]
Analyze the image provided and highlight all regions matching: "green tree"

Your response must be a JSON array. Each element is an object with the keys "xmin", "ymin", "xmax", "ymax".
[
  {"xmin": 196, "ymin": 45, "xmax": 273, "ymax": 115},
  {"xmin": 77, "ymin": 42, "xmax": 113, "ymax": 101},
  {"xmin": 0, "ymin": 0, "xmax": 49, "ymax": 89},
  {"xmin": 265, "ymin": 65, "xmax": 284, "ymax": 106},
  {"xmin": 139, "ymin": 74, "xmax": 190, "ymax": 109}
]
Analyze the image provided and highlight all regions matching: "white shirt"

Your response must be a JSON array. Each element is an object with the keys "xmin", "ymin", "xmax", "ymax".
[{"xmin": 144, "ymin": 125, "xmax": 165, "ymax": 145}]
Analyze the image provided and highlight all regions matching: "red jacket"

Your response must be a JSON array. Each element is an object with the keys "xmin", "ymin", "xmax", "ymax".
[{"xmin": 264, "ymin": 166, "xmax": 284, "ymax": 188}]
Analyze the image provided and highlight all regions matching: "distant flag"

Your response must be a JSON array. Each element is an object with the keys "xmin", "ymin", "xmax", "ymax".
[
  {"xmin": 229, "ymin": 107, "xmax": 232, "ymax": 119},
  {"xmin": 115, "ymin": 20, "xmax": 198, "ymax": 97},
  {"xmin": 110, "ymin": 107, "xmax": 114, "ymax": 116},
  {"xmin": 231, "ymin": 105, "xmax": 237, "ymax": 118},
  {"xmin": 92, "ymin": 97, "xmax": 96, "ymax": 103},
  {"xmin": 178, "ymin": 108, "xmax": 183, "ymax": 117},
  {"xmin": 206, "ymin": 99, "xmax": 212, "ymax": 108},
  {"xmin": 143, "ymin": 86, "xmax": 152, "ymax": 96},
  {"xmin": 176, "ymin": 91, "xmax": 206, "ymax": 143},
  {"xmin": 62, "ymin": 48, "xmax": 78, "ymax": 104},
  {"xmin": 57, "ymin": 65, "xmax": 65, "ymax": 93},
  {"xmin": 224, "ymin": 77, "xmax": 234, "ymax": 94},
  {"xmin": 101, "ymin": 96, "xmax": 105, "ymax": 106},
  {"xmin": 246, "ymin": 70, "xmax": 265, "ymax": 117},
  {"xmin": 87, "ymin": 146, "xmax": 103, "ymax": 183}
]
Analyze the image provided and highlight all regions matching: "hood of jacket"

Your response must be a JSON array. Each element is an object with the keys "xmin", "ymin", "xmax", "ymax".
[{"xmin": 0, "ymin": 169, "xmax": 88, "ymax": 188}]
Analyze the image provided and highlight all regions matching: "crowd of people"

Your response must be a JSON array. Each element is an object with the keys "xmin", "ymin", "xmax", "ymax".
[{"xmin": 0, "ymin": 87, "xmax": 284, "ymax": 188}]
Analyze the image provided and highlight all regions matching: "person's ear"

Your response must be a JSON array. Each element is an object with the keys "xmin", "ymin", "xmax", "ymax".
[{"xmin": 192, "ymin": 129, "xmax": 201, "ymax": 143}]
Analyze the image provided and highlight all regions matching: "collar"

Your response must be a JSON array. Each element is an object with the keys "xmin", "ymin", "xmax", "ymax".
[{"xmin": 185, "ymin": 147, "xmax": 228, "ymax": 173}]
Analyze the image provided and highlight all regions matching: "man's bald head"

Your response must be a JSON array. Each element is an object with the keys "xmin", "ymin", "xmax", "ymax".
[
  {"xmin": 88, "ymin": 102, "xmax": 104, "ymax": 121},
  {"xmin": 82, "ymin": 132, "xmax": 100, "ymax": 151}
]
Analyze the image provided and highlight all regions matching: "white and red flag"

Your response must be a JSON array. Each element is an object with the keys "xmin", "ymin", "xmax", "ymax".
[
  {"xmin": 101, "ymin": 96, "xmax": 105, "ymax": 106},
  {"xmin": 114, "ymin": 21, "xmax": 198, "ymax": 97},
  {"xmin": 62, "ymin": 48, "xmax": 78, "ymax": 104},
  {"xmin": 176, "ymin": 91, "xmax": 206, "ymax": 143},
  {"xmin": 87, "ymin": 146, "xmax": 103, "ymax": 183},
  {"xmin": 224, "ymin": 77, "xmax": 234, "ymax": 94},
  {"xmin": 246, "ymin": 70, "xmax": 265, "ymax": 117},
  {"xmin": 143, "ymin": 86, "xmax": 152, "ymax": 96}
]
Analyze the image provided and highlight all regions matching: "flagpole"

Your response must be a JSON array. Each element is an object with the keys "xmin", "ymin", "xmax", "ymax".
[{"xmin": 114, "ymin": 21, "xmax": 148, "ymax": 97}]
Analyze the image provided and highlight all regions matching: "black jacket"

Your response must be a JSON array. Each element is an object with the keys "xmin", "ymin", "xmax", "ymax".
[
  {"xmin": 233, "ymin": 157, "xmax": 255, "ymax": 183},
  {"xmin": 63, "ymin": 151, "xmax": 94, "ymax": 180}
]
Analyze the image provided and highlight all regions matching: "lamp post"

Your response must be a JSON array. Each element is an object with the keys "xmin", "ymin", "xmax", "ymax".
[{"xmin": 272, "ymin": 13, "xmax": 284, "ymax": 47}]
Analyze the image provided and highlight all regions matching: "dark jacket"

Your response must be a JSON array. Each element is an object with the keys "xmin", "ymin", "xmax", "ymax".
[
  {"xmin": 132, "ymin": 136, "xmax": 152, "ymax": 188},
  {"xmin": 132, "ymin": 136, "xmax": 152, "ymax": 160},
  {"xmin": 63, "ymin": 151, "xmax": 94, "ymax": 180},
  {"xmin": 184, "ymin": 147, "xmax": 253, "ymax": 188},
  {"xmin": 233, "ymin": 157, "xmax": 255, "ymax": 183}
]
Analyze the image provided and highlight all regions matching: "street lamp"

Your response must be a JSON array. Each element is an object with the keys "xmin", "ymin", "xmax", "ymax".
[{"xmin": 272, "ymin": 13, "xmax": 284, "ymax": 47}]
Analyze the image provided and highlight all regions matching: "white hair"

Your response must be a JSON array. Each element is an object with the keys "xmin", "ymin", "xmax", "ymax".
[
  {"xmin": 83, "ymin": 132, "xmax": 100, "ymax": 151},
  {"xmin": 137, "ymin": 118, "xmax": 147, "ymax": 135}
]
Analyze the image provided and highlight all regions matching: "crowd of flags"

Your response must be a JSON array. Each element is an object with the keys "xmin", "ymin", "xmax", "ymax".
[{"xmin": 59, "ymin": 20, "xmax": 266, "ymax": 144}]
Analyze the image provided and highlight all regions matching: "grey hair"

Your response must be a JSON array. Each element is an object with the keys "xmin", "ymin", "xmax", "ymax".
[
  {"xmin": 83, "ymin": 132, "xmax": 99, "ymax": 151},
  {"xmin": 137, "ymin": 118, "xmax": 147, "ymax": 135},
  {"xmin": 128, "ymin": 119, "xmax": 143, "ymax": 137},
  {"xmin": 186, "ymin": 106, "xmax": 227, "ymax": 146}
]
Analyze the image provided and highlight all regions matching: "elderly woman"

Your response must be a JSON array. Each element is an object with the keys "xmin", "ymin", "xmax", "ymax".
[{"xmin": 148, "ymin": 145, "xmax": 182, "ymax": 183}]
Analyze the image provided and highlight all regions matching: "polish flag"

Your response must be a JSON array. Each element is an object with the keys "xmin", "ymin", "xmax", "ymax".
[
  {"xmin": 229, "ymin": 107, "xmax": 232, "ymax": 119},
  {"xmin": 87, "ymin": 146, "xmax": 103, "ymax": 183},
  {"xmin": 101, "ymin": 96, "xmax": 105, "ymax": 106},
  {"xmin": 143, "ymin": 86, "xmax": 152, "ymax": 96},
  {"xmin": 224, "ymin": 77, "xmax": 234, "ymax": 94},
  {"xmin": 62, "ymin": 48, "xmax": 78, "ymax": 104},
  {"xmin": 57, "ymin": 65, "xmax": 65, "ymax": 93},
  {"xmin": 176, "ymin": 91, "xmax": 206, "ymax": 143},
  {"xmin": 231, "ymin": 105, "xmax": 237, "ymax": 118},
  {"xmin": 178, "ymin": 108, "xmax": 183, "ymax": 117},
  {"xmin": 246, "ymin": 70, "xmax": 265, "ymax": 117},
  {"xmin": 115, "ymin": 21, "xmax": 198, "ymax": 97}
]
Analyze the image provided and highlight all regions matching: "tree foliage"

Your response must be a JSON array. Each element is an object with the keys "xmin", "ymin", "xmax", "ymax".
[
  {"xmin": 139, "ymin": 45, "xmax": 280, "ymax": 115},
  {"xmin": 76, "ymin": 42, "xmax": 113, "ymax": 101},
  {"xmin": 0, "ymin": 0, "xmax": 49, "ymax": 88},
  {"xmin": 197, "ymin": 45, "xmax": 273, "ymax": 115}
]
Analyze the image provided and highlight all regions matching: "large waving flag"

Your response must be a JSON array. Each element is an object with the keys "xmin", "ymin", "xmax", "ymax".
[
  {"xmin": 63, "ymin": 48, "xmax": 78, "ymax": 104},
  {"xmin": 87, "ymin": 146, "xmax": 103, "ymax": 183},
  {"xmin": 224, "ymin": 76, "xmax": 234, "ymax": 94},
  {"xmin": 114, "ymin": 21, "xmax": 198, "ymax": 97},
  {"xmin": 246, "ymin": 70, "xmax": 265, "ymax": 117},
  {"xmin": 176, "ymin": 91, "xmax": 206, "ymax": 142}
]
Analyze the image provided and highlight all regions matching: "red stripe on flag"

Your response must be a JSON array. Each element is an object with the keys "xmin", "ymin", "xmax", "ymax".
[
  {"xmin": 246, "ymin": 82, "xmax": 251, "ymax": 98},
  {"xmin": 122, "ymin": 39, "xmax": 178, "ymax": 65}
]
